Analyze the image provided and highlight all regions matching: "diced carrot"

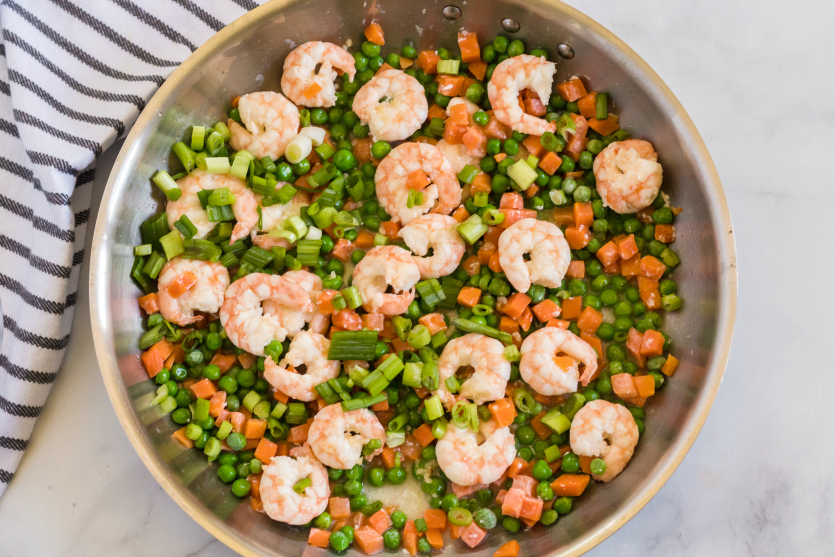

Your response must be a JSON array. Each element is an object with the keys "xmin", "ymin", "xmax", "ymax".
[
  {"xmin": 308, "ymin": 528, "xmax": 331, "ymax": 548},
  {"xmin": 531, "ymin": 299, "xmax": 561, "ymax": 322},
  {"xmin": 406, "ymin": 169, "xmax": 431, "ymax": 192},
  {"xmin": 349, "ymin": 137, "xmax": 373, "ymax": 165},
  {"xmin": 538, "ymin": 151, "xmax": 562, "ymax": 175},
  {"xmin": 254, "ymin": 437, "xmax": 278, "ymax": 464},
  {"xmin": 498, "ymin": 208, "xmax": 537, "ymax": 229},
  {"xmin": 547, "ymin": 319, "xmax": 570, "ymax": 329},
  {"xmin": 227, "ymin": 412, "xmax": 246, "ymax": 433},
  {"xmin": 332, "ymin": 238, "xmax": 356, "ymax": 261},
  {"xmin": 530, "ymin": 410, "xmax": 552, "ymax": 440},
  {"xmin": 626, "ymin": 327, "xmax": 647, "ymax": 366},
  {"xmin": 588, "ymin": 114, "xmax": 620, "ymax": 136},
  {"xmin": 189, "ymin": 378, "xmax": 218, "ymax": 399},
  {"xmin": 392, "ymin": 338, "xmax": 414, "ymax": 353},
  {"xmin": 355, "ymin": 525, "xmax": 384, "ymax": 554},
  {"xmin": 556, "ymin": 78, "xmax": 588, "ymax": 102},
  {"xmin": 359, "ymin": 313, "xmax": 384, "ymax": 333},
  {"xmin": 468, "ymin": 60, "xmax": 487, "ymax": 81},
  {"xmin": 640, "ymin": 255, "xmax": 667, "ymax": 281},
  {"xmin": 524, "ymin": 185, "xmax": 540, "ymax": 199},
  {"xmin": 329, "ymin": 497, "xmax": 352, "ymax": 520},
  {"xmin": 364, "ymin": 22, "xmax": 385, "ymax": 45},
  {"xmin": 404, "ymin": 532, "xmax": 418, "ymax": 557},
  {"xmin": 402, "ymin": 436, "xmax": 422, "ymax": 460},
  {"xmin": 617, "ymin": 234, "xmax": 639, "ymax": 260},
  {"xmin": 333, "ymin": 309, "xmax": 363, "ymax": 331},
  {"xmin": 596, "ymin": 241, "xmax": 619, "ymax": 267},
  {"xmin": 502, "ymin": 488, "xmax": 526, "ymax": 519},
  {"xmin": 288, "ymin": 422, "xmax": 311, "ymax": 444},
  {"xmin": 417, "ymin": 50, "xmax": 441, "ymax": 74},
  {"xmin": 621, "ymin": 254, "xmax": 641, "ymax": 277},
  {"xmin": 566, "ymin": 260, "xmax": 585, "ymax": 279},
  {"xmin": 494, "ymin": 540, "xmax": 521, "ymax": 557},
  {"xmin": 483, "ymin": 111, "xmax": 510, "ymax": 140},
  {"xmin": 503, "ymin": 292, "xmax": 531, "ymax": 320},
  {"xmin": 138, "ymin": 292, "xmax": 159, "ymax": 314},
  {"xmin": 578, "ymin": 454, "xmax": 594, "ymax": 475},
  {"xmin": 209, "ymin": 353, "xmax": 238, "ymax": 373},
  {"xmin": 577, "ymin": 306, "xmax": 603, "ymax": 335},
  {"xmin": 303, "ymin": 82, "xmax": 322, "ymax": 99},
  {"xmin": 550, "ymin": 474, "xmax": 591, "ymax": 496},
  {"xmin": 565, "ymin": 225, "xmax": 591, "ymax": 249},
  {"xmin": 275, "ymin": 441, "xmax": 290, "ymax": 456},
  {"xmin": 209, "ymin": 391, "xmax": 227, "ymax": 418},
  {"xmin": 459, "ymin": 523, "xmax": 487, "ymax": 548},
  {"xmin": 450, "ymin": 524, "xmax": 463, "ymax": 540},
  {"xmin": 524, "ymin": 97, "xmax": 547, "ymax": 116},
  {"xmin": 443, "ymin": 120, "xmax": 468, "ymax": 144},
  {"xmin": 477, "ymin": 240, "xmax": 497, "ymax": 265},
  {"xmin": 318, "ymin": 289, "xmax": 339, "ymax": 315},
  {"xmin": 438, "ymin": 75, "xmax": 465, "ymax": 97},
  {"xmin": 638, "ymin": 276, "xmax": 662, "ymax": 310},
  {"xmin": 640, "ymin": 329, "xmax": 665, "ymax": 356},
  {"xmin": 374, "ymin": 62, "xmax": 395, "ymax": 76},
  {"xmin": 163, "ymin": 343, "xmax": 185, "ymax": 370},
  {"xmin": 573, "ymin": 202, "xmax": 594, "ymax": 228},
  {"xmin": 517, "ymin": 306, "xmax": 533, "ymax": 332},
  {"xmin": 377, "ymin": 220, "xmax": 399, "ymax": 241},
  {"xmin": 400, "ymin": 57, "xmax": 414, "ymax": 69},
  {"xmin": 370, "ymin": 399, "xmax": 389, "ymax": 412},
  {"xmin": 231, "ymin": 95, "xmax": 240, "ymax": 108},
  {"xmin": 452, "ymin": 206, "xmax": 471, "ymax": 224},
  {"xmin": 612, "ymin": 373, "xmax": 639, "ymax": 399},
  {"xmin": 499, "ymin": 192, "xmax": 524, "ymax": 210},
  {"xmin": 172, "ymin": 427, "xmax": 194, "ymax": 448},
  {"xmin": 662, "ymin": 354, "xmax": 679, "ymax": 376},
  {"xmin": 449, "ymin": 103, "xmax": 470, "ymax": 127},
  {"xmin": 655, "ymin": 224, "xmax": 676, "ymax": 243},
  {"xmin": 480, "ymin": 248, "xmax": 499, "ymax": 272},
  {"xmin": 462, "ymin": 125, "xmax": 487, "ymax": 155},
  {"xmin": 426, "ymin": 529, "xmax": 444, "ymax": 549},
  {"xmin": 418, "ymin": 313, "xmax": 447, "ymax": 335},
  {"xmin": 244, "ymin": 419, "xmax": 267, "ymax": 439},
  {"xmin": 634, "ymin": 374, "xmax": 656, "ymax": 397},
  {"xmin": 412, "ymin": 423, "xmax": 435, "ymax": 447},
  {"xmin": 507, "ymin": 457, "xmax": 531, "ymax": 479},
  {"xmin": 457, "ymin": 30, "xmax": 481, "ymax": 63},
  {"xmin": 581, "ymin": 332, "xmax": 603, "ymax": 362},
  {"xmin": 167, "ymin": 271, "xmax": 197, "ymax": 298},
  {"xmin": 427, "ymin": 103, "xmax": 448, "ymax": 121},
  {"xmin": 560, "ymin": 297, "xmax": 583, "ymax": 320},
  {"xmin": 522, "ymin": 135, "xmax": 545, "ymax": 157},
  {"xmin": 494, "ymin": 152, "xmax": 508, "ymax": 163},
  {"xmin": 369, "ymin": 509, "xmax": 393, "ymax": 534},
  {"xmin": 499, "ymin": 316, "xmax": 520, "ymax": 336},
  {"xmin": 577, "ymin": 92, "xmax": 597, "ymax": 119},
  {"xmin": 552, "ymin": 207, "xmax": 574, "ymax": 228},
  {"xmin": 141, "ymin": 338, "xmax": 175, "ymax": 378},
  {"xmin": 424, "ymin": 509, "xmax": 447, "ymax": 530},
  {"xmin": 356, "ymin": 229, "xmax": 375, "ymax": 249},
  {"xmin": 380, "ymin": 446, "xmax": 398, "ymax": 469},
  {"xmin": 457, "ymin": 286, "xmax": 482, "ymax": 308},
  {"xmin": 237, "ymin": 352, "xmax": 256, "ymax": 370},
  {"xmin": 565, "ymin": 114, "xmax": 589, "ymax": 161},
  {"xmin": 520, "ymin": 496, "xmax": 544, "ymax": 521}
]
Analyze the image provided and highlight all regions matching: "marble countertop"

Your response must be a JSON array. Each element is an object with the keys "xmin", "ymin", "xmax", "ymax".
[{"xmin": 0, "ymin": 0, "xmax": 829, "ymax": 554}]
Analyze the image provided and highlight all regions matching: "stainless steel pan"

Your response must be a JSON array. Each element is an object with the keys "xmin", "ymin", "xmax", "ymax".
[{"xmin": 90, "ymin": 1, "xmax": 737, "ymax": 554}]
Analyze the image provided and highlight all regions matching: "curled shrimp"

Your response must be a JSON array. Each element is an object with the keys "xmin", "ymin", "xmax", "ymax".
[
  {"xmin": 156, "ymin": 258, "xmax": 230, "ymax": 326},
  {"xmin": 264, "ymin": 331, "xmax": 339, "ymax": 401},
  {"xmin": 167, "ymin": 170, "xmax": 258, "ymax": 244},
  {"xmin": 520, "ymin": 327, "xmax": 599, "ymax": 395},
  {"xmin": 486, "ymin": 54, "xmax": 557, "ymax": 136},
  {"xmin": 351, "ymin": 245, "xmax": 420, "ymax": 315},
  {"xmin": 435, "ymin": 333, "xmax": 511, "ymax": 409},
  {"xmin": 281, "ymin": 41, "xmax": 356, "ymax": 107},
  {"xmin": 570, "ymin": 400, "xmax": 639, "ymax": 482},
  {"xmin": 228, "ymin": 91, "xmax": 300, "ymax": 160},
  {"xmin": 375, "ymin": 142, "xmax": 461, "ymax": 224},
  {"xmin": 436, "ymin": 425, "xmax": 517, "ymax": 487},
  {"xmin": 262, "ymin": 270, "xmax": 330, "ymax": 337},
  {"xmin": 219, "ymin": 273, "xmax": 313, "ymax": 356},
  {"xmin": 398, "ymin": 214, "xmax": 466, "ymax": 279},
  {"xmin": 593, "ymin": 139, "xmax": 663, "ymax": 214},
  {"xmin": 307, "ymin": 403, "xmax": 386, "ymax": 469},
  {"xmin": 260, "ymin": 444, "xmax": 330, "ymax": 525},
  {"xmin": 498, "ymin": 218, "xmax": 571, "ymax": 294},
  {"xmin": 352, "ymin": 69, "xmax": 428, "ymax": 142}
]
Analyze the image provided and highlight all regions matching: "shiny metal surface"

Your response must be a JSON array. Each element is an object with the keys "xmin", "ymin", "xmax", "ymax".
[{"xmin": 89, "ymin": 0, "xmax": 737, "ymax": 555}]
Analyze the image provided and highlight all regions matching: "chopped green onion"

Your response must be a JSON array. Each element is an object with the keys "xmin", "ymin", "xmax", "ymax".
[
  {"xmin": 374, "ymin": 233, "xmax": 388, "ymax": 246},
  {"xmin": 242, "ymin": 391, "xmax": 262, "ymax": 413},
  {"xmin": 377, "ymin": 354, "xmax": 404, "ymax": 381},
  {"xmin": 508, "ymin": 160, "xmax": 538, "ymax": 190},
  {"xmin": 296, "ymin": 239, "xmax": 322, "ymax": 266},
  {"xmin": 191, "ymin": 126, "xmax": 206, "ymax": 151},
  {"xmin": 402, "ymin": 362, "xmax": 423, "ymax": 389},
  {"xmin": 253, "ymin": 399, "xmax": 271, "ymax": 420},
  {"xmin": 437, "ymin": 59, "xmax": 460, "ymax": 74},
  {"xmin": 660, "ymin": 248, "xmax": 680, "ymax": 268},
  {"xmin": 216, "ymin": 420, "xmax": 233, "ymax": 441},
  {"xmin": 294, "ymin": 478, "xmax": 312, "ymax": 494},
  {"xmin": 541, "ymin": 408, "xmax": 571, "ymax": 434},
  {"xmin": 208, "ymin": 188, "xmax": 236, "ymax": 207},
  {"xmin": 439, "ymin": 277, "xmax": 464, "ymax": 310},
  {"xmin": 213, "ymin": 122, "xmax": 231, "ymax": 142},
  {"xmin": 207, "ymin": 204, "xmax": 235, "ymax": 222},
  {"xmin": 525, "ymin": 154, "xmax": 539, "ymax": 170},
  {"xmin": 408, "ymin": 324, "xmax": 432, "ymax": 349},
  {"xmin": 388, "ymin": 413, "xmax": 409, "ymax": 433},
  {"xmin": 386, "ymin": 431, "xmax": 406, "ymax": 447},
  {"xmin": 312, "ymin": 206, "xmax": 337, "ymax": 229},
  {"xmin": 473, "ymin": 192, "xmax": 489, "ymax": 207},
  {"xmin": 457, "ymin": 164, "xmax": 479, "ymax": 184},
  {"xmin": 392, "ymin": 316, "xmax": 412, "ymax": 341},
  {"xmin": 150, "ymin": 384, "xmax": 168, "ymax": 405},
  {"xmin": 415, "ymin": 279, "xmax": 445, "ymax": 306},
  {"xmin": 424, "ymin": 395, "xmax": 444, "ymax": 421},
  {"xmin": 362, "ymin": 439, "xmax": 383, "ymax": 456},
  {"xmin": 139, "ymin": 324, "xmax": 165, "ymax": 350},
  {"xmin": 219, "ymin": 252, "xmax": 239, "ymax": 268},
  {"xmin": 182, "ymin": 239, "xmax": 221, "ymax": 262},
  {"xmin": 451, "ymin": 317, "xmax": 512, "ymax": 344},
  {"xmin": 341, "ymin": 393, "xmax": 386, "ymax": 412},
  {"xmin": 194, "ymin": 152, "xmax": 208, "ymax": 171},
  {"xmin": 504, "ymin": 344, "xmax": 521, "ymax": 362},
  {"xmin": 361, "ymin": 370, "xmax": 390, "ymax": 397},
  {"xmin": 152, "ymin": 171, "xmax": 182, "ymax": 201},
  {"xmin": 445, "ymin": 376, "xmax": 461, "ymax": 394},
  {"xmin": 328, "ymin": 330, "xmax": 379, "ymax": 360},
  {"xmin": 286, "ymin": 401, "xmax": 307, "ymax": 424},
  {"xmin": 241, "ymin": 245, "xmax": 275, "ymax": 268},
  {"xmin": 131, "ymin": 256, "xmax": 154, "ymax": 294},
  {"xmin": 140, "ymin": 213, "xmax": 170, "ymax": 247},
  {"xmin": 142, "ymin": 251, "xmax": 166, "ymax": 279},
  {"xmin": 315, "ymin": 143, "xmax": 336, "ymax": 161},
  {"xmin": 284, "ymin": 215, "xmax": 308, "ymax": 240},
  {"xmin": 457, "ymin": 214, "xmax": 488, "ymax": 244},
  {"xmin": 173, "ymin": 215, "xmax": 198, "ymax": 239},
  {"xmin": 205, "ymin": 157, "xmax": 230, "ymax": 174},
  {"xmin": 349, "ymin": 364, "xmax": 370, "ymax": 385},
  {"xmin": 595, "ymin": 92, "xmax": 608, "ymax": 120},
  {"xmin": 335, "ymin": 210, "xmax": 360, "ymax": 227},
  {"xmin": 512, "ymin": 389, "xmax": 536, "ymax": 414},
  {"xmin": 428, "ymin": 117, "xmax": 445, "ymax": 137},
  {"xmin": 286, "ymin": 134, "xmax": 313, "ymax": 164},
  {"xmin": 271, "ymin": 401, "xmax": 288, "ymax": 419},
  {"xmin": 452, "ymin": 400, "xmax": 476, "ymax": 431},
  {"xmin": 308, "ymin": 163, "xmax": 338, "ymax": 188},
  {"xmin": 315, "ymin": 382, "xmax": 340, "ymax": 405},
  {"xmin": 556, "ymin": 112, "xmax": 577, "ymax": 141},
  {"xmin": 205, "ymin": 130, "xmax": 225, "ymax": 155},
  {"xmin": 276, "ymin": 184, "xmax": 298, "ymax": 204},
  {"xmin": 432, "ymin": 418, "xmax": 448, "ymax": 439},
  {"xmin": 172, "ymin": 142, "xmax": 195, "ymax": 173},
  {"xmin": 421, "ymin": 362, "xmax": 440, "ymax": 391},
  {"xmin": 431, "ymin": 330, "xmax": 447, "ymax": 349},
  {"xmin": 230, "ymin": 155, "xmax": 250, "ymax": 180},
  {"xmin": 159, "ymin": 230, "xmax": 185, "ymax": 260},
  {"xmin": 331, "ymin": 294, "xmax": 347, "ymax": 311},
  {"xmin": 541, "ymin": 132, "xmax": 561, "ymax": 153},
  {"xmin": 406, "ymin": 189, "xmax": 423, "ymax": 209},
  {"xmin": 340, "ymin": 286, "xmax": 362, "ymax": 310},
  {"xmin": 265, "ymin": 340, "xmax": 283, "ymax": 362},
  {"xmin": 158, "ymin": 396, "xmax": 177, "ymax": 414},
  {"xmin": 134, "ymin": 244, "xmax": 152, "ymax": 256}
]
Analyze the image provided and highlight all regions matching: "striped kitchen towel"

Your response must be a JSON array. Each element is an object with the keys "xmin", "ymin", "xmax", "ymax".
[{"xmin": 0, "ymin": 0, "xmax": 264, "ymax": 497}]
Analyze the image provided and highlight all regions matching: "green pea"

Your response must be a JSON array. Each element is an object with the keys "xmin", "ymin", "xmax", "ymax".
[
  {"xmin": 218, "ymin": 375, "xmax": 237, "ymax": 394},
  {"xmin": 578, "ymin": 151, "xmax": 594, "ymax": 170},
  {"xmin": 350, "ymin": 494, "xmax": 368, "ymax": 512},
  {"xmin": 660, "ymin": 279, "xmax": 678, "ymax": 296},
  {"xmin": 382, "ymin": 528, "xmax": 401, "ymax": 550},
  {"xmin": 421, "ymin": 445, "xmax": 437, "ymax": 461},
  {"xmin": 328, "ymin": 467, "xmax": 344, "ymax": 481},
  {"xmin": 596, "ymin": 372, "xmax": 612, "ymax": 394},
  {"xmin": 441, "ymin": 493, "xmax": 459, "ymax": 512},
  {"xmin": 202, "ymin": 364, "xmax": 221, "ymax": 381},
  {"xmin": 493, "ymin": 35, "xmax": 509, "ymax": 53},
  {"xmin": 607, "ymin": 343, "xmax": 626, "ymax": 361},
  {"xmin": 236, "ymin": 368, "xmax": 255, "ymax": 388},
  {"xmin": 387, "ymin": 467, "xmax": 407, "ymax": 484},
  {"xmin": 574, "ymin": 185, "xmax": 592, "ymax": 203},
  {"xmin": 600, "ymin": 289, "xmax": 619, "ymax": 306},
  {"xmin": 328, "ymin": 107, "xmax": 344, "ymax": 124},
  {"xmin": 612, "ymin": 275, "xmax": 628, "ymax": 291},
  {"xmin": 503, "ymin": 516, "xmax": 521, "ymax": 533},
  {"xmin": 486, "ymin": 138, "xmax": 502, "ymax": 156},
  {"xmin": 625, "ymin": 287, "xmax": 640, "ymax": 303},
  {"xmin": 353, "ymin": 52, "xmax": 369, "ymax": 70},
  {"xmin": 503, "ymin": 138, "xmax": 519, "ymax": 155},
  {"xmin": 329, "ymin": 531, "xmax": 349, "ymax": 552},
  {"xmin": 554, "ymin": 496, "xmax": 573, "ymax": 514},
  {"xmin": 613, "ymin": 317, "xmax": 633, "ymax": 333},
  {"xmin": 532, "ymin": 459, "xmax": 552, "ymax": 481},
  {"xmin": 507, "ymin": 39, "xmax": 525, "ymax": 56},
  {"xmin": 581, "ymin": 388, "xmax": 600, "ymax": 402},
  {"xmin": 541, "ymin": 509, "xmax": 558, "ymax": 525},
  {"xmin": 361, "ymin": 40, "xmax": 381, "ymax": 58},
  {"xmin": 516, "ymin": 425, "xmax": 536, "ymax": 446},
  {"xmin": 567, "ymin": 279, "xmax": 587, "ymax": 297},
  {"xmin": 171, "ymin": 407, "xmax": 191, "ymax": 425},
  {"xmin": 597, "ymin": 323, "xmax": 614, "ymax": 341},
  {"xmin": 491, "ymin": 174, "xmax": 510, "ymax": 194},
  {"xmin": 584, "ymin": 294, "xmax": 602, "ymax": 310},
  {"xmin": 226, "ymin": 394, "xmax": 240, "ymax": 412},
  {"xmin": 653, "ymin": 207, "xmax": 673, "ymax": 224},
  {"xmin": 344, "ymin": 479, "xmax": 362, "ymax": 497},
  {"xmin": 536, "ymin": 481, "xmax": 555, "ymax": 501},
  {"xmin": 217, "ymin": 464, "xmax": 236, "ymax": 483},
  {"xmin": 391, "ymin": 509, "xmax": 408, "ymax": 529},
  {"xmin": 561, "ymin": 452, "xmax": 580, "ymax": 473},
  {"xmin": 154, "ymin": 368, "xmax": 170, "ymax": 385},
  {"xmin": 559, "ymin": 156, "xmax": 576, "ymax": 173},
  {"xmin": 473, "ymin": 507, "xmax": 497, "ymax": 529}
]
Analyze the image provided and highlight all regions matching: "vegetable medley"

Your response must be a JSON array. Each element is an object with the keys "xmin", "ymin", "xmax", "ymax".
[{"xmin": 133, "ymin": 20, "xmax": 683, "ymax": 556}]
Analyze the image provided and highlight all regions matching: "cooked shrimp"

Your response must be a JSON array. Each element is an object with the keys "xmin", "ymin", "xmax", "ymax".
[
  {"xmin": 593, "ymin": 139, "xmax": 663, "ymax": 214},
  {"xmin": 281, "ymin": 41, "xmax": 356, "ymax": 107},
  {"xmin": 260, "ymin": 444, "xmax": 330, "ymax": 525},
  {"xmin": 436, "ymin": 425, "xmax": 516, "ymax": 486},
  {"xmin": 264, "ymin": 331, "xmax": 339, "ymax": 401},
  {"xmin": 398, "ymin": 214, "xmax": 466, "ymax": 279},
  {"xmin": 219, "ymin": 273, "xmax": 313, "ymax": 357},
  {"xmin": 307, "ymin": 403, "xmax": 386, "ymax": 469},
  {"xmin": 486, "ymin": 54, "xmax": 557, "ymax": 136},
  {"xmin": 498, "ymin": 218, "xmax": 571, "ymax": 294},
  {"xmin": 351, "ymin": 245, "xmax": 420, "ymax": 315},
  {"xmin": 435, "ymin": 333, "xmax": 511, "ymax": 408},
  {"xmin": 435, "ymin": 139, "xmax": 481, "ymax": 174},
  {"xmin": 570, "ymin": 400, "xmax": 639, "ymax": 482},
  {"xmin": 352, "ymin": 69, "xmax": 428, "ymax": 141},
  {"xmin": 167, "ymin": 170, "xmax": 258, "ymax": 243},
  {"xmin": 520, "ymin": 328, "xmax": 599, "ymax": 395},
  {"xmin": 262, "ymin": 270, "xmax": 329, "ymax": 336},
  {"xmin": 375, "ymin": 142, "xmax": 461, "ymax": 224},
  {"xmin": 156, "ymin": 258, "xmax": 230, "ymax": 326},
  {"xmin": 228, "ymin": 91, "xmax": 300, "ymax": 160},
  {"xmin": 251, "ymin": 190, "xmax": 311, "ymax": 250}
]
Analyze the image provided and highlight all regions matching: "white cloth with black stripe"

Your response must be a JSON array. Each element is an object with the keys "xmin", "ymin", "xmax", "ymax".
[{"xmin": 0, "ymin": 0, "xmax": 263, "ymax": 497}]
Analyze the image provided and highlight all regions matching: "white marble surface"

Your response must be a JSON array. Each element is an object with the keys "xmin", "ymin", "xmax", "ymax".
[{"xmin": 0, "ymin": 0, "xmax": 830, "ymax": 554}]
